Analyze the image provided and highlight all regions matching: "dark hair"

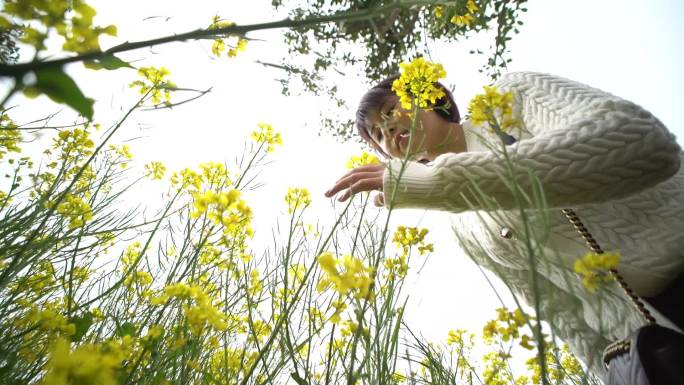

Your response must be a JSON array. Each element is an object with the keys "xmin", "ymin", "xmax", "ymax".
[{"xmin": 355, "ymin": 75, "xmax": 461, "ymax": 157}]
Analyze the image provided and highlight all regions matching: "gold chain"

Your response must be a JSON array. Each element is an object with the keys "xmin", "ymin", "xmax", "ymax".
[{"xmin": 561, "ymin": 208, "xmax": 656, "ymax": 324}]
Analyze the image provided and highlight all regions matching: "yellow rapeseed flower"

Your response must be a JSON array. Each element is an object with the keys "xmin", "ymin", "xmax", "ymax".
[
  {"xmin": 284, "ymin": 187, "xmax": 311, "ymax": 214},
  {"xmin": 346, "ymin": 151, "xmax": 380, "ymax": 169},
  {"xmin": 525, "ymin": 344, "xmax": 585, "ymax": 384},
  {"xmin": 0, "ymin": 114, "xmax": 22, "ymax": 159},
  {"xmin": 199, "ymin": 161, "xmax": 230, "ymax": 186},
  {"xmin": 150, "ymin": 282, "xmax": 228, "ymax": 334},
  {"xmin": 128, "ymin": 66, "xmax": 176, "ymax": 105},
  {"xmin": 316, "ymin": 252, "xmax": 374, "ymax": 300},
  {"xmin": 16, "ymin": 305, "xmax": 76, "ymax": 337},
  {"xmin": 574, "ymin": 251, "xmax": 621, "ymax": 292},
  {"xmin": 450, "ymin": 0, "xmax": 479, "ymax": 26},
  {"xmin": 392, "ymin": 57, "xmax": 447, "ymax": 110},
  {"xmin": 228, "ymin": 38, "xmax": 248, "ymax": 58},
  {"xmin": 54, "ymin": 193, "xmax": 94, "ymax": 229},
  {"xmin": 392, "ymin": 226, "xmax": 431, "ymax": 255},
  {"xmin": 53, "ymin": 127, "xmax": 94, "ymax": 161},
  {"xmin": 468, "ymin": 85, "xmax": 517, "ymax": 133},
  {"xmin": 446, "ymin": 329, "xmax": 474, "ymax": 348},
  {"xmin": 250, "ymin": 123, "xmax": 282, "ymax": 153},
  {"xmin": 451, "ymin": 13, "xmax": 474, "ymax": 26},
  {"xmin": 144, "ymin": 161, "xmax": 166, "ymax": 180},
  {"xmin": 40, "ymin": 338, "xmax": 120, "ymax": 385},
  {"xmin": 123, "ymin": 270, "xmax": 153, "ymax": 291},
  {"xmin": 143, "ymin": 325, "xmax": 164, "ymax": 341},
  {"xmin": 208, "ymin": 15, "xmax": 246, "ymax": 59},
  {"xmin": 109, "ymin": 144, "xmax": 133, "ymax": 168},
  {"xmin": 170, "ymin": 168, "xmax": 204, "ymax": 191}
]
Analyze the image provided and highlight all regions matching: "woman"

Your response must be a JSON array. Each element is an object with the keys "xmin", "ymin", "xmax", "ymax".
[{"xmin": 325, "ymin": 72, "xmax": 684, "ymax": 377}]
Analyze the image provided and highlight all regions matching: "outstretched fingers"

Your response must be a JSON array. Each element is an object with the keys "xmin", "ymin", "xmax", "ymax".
[
  {"xmin": 333, "ymin": 164, "xmax": 385, "ymax": 185},
  {"xmin": 337, "ymin": 177, "xmax": 382, "ymax": 202},
  {"xmin": 325, "ymin": 164, "xmax": 386, "ymax": 202},
  {"xmin": 325, "ymin": 171, "xmax": 380, "ymax": 198}
]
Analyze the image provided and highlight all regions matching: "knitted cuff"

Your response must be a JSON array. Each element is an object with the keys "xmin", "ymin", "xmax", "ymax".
[{"xmin": 383, "ymin": 159, "xmax": 449, "ymax": 209}]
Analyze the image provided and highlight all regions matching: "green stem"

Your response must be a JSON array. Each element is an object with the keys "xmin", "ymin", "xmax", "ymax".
[{"xmin": 0, "ymin": 90, "xmax": 151, "ymax": 291}]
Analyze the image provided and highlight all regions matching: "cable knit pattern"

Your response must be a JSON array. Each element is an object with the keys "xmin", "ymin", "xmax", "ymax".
[
  {"xmin": 384, "ymin": 72, "xmax": 681, "ymax": 211},
  {"xmin": 383, "ymin": 72, "xmax": 684, "ymax": 379}
]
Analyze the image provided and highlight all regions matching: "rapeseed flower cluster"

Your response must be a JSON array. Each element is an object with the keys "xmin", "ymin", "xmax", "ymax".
[
  {"xmin": 208, "ymin": 15, "xmax": 248, "ymax": 58},
  {"xmin": 447, "ymin": 328, "xmax": 474, "ymax": 348},
  {"xmin": 446, "ymin": 329, "xmax": 476, "ymax": 375},
  {"xmin": 54, "ymin": 193, "xmax": 94, "ymax": 229},
  {"xmin": 109, "ymin": 144, "xmax": 132, "ymax": 168},
  {"xmin": 316, "ymin": 252, "xmax": 374, "ymax": 301},
  {"xmin": 0, "ymin": 190, "xmax": 9, "ymax": 207},
  {"xmin": 525, "ymin": 345, "xmax": 584, "ymax": 384},
  {"xmin": 482, "ymin": 351, "xmax": 514, "ymax": 385},
  {"xmin": 191, "ymin": 189, "xmax": 242, "ymax": 218},
  {"xmin": 2, "ymin": 0, "xmax": 116, "ymax": 54},
  {"xmin": 468, "ymin": 85, "xmax": 518, "ymax": 133},
  {"xmin": 392, "ymin": 226, "xmax": 433, "ymax": 256},
  {"xmin": 142, "ymin": 325, "xmax": 164, "ymax": 342},
  {"xmin": 285, "ymin": 187, "xmax": 311, "ymax": 214},
  {"xmin": 171, "ymin": 167, "xmax": 204, "ymax": 191},
  {"xmin": 0, "ymin": 113, "xmax": 22, "ymax": 159},
  {"xmin": 150, "ymin": 283, "xmax": 228, "ymax": 335},
  {"xmin": 209, "ymin": 346, "xmax": 259, "ymax": 378},
  {"xmin": 198, "ymin": 244, "xmax": 224, "ymax": 267},
  {"xmin": 53, "ymin": 128, "xmax": 94, "ymax": 161},
  {"xmin": 482, "ymin": 307, "xmax": 531, "ymax": 349},
  {"xmin": 129, "ymin": 66, "xmax": 176, "ymax": 105},
  {"xmin": 200, "ymin": 161, "xmax": 230, "ymax": 186},
  {"xmin": 10, "ymin": 260, "xmax": 56, "ymax": 296},
  {"xmin": 392, "ymin": 57, "xmax": 447, "ymax": 110},
  {"xmin": 384, "ymin": 226, "xmax": 432, "ymax": 280},
  {"xmin": 11, "ymin": 298, "xmax": 76, "ymax": 363},
  {"xmin": 121, "ymin": 241, "xmax": 143, "ymax": 269},
  {"xmin": 433, "ymin": 5, "xmax": 445, "ymax": 18},
  {"xmin": 123, "ymin": 270, "xmax": 154, "ymax": 297},
  {"xmin": 66, "ymin": 266, "xmax": 94, "ymax": 287},
  {"xmin": 59, "ymin": 1, "xmax": 118, "ymax": 54},
  {"xmin": 346, "ymin": 151, "xmax": 380, "ymax": 169},
  {"xmin": 40, "ymin": 338, "xmax": 121, "ymax": 385},
  {"xmin": 250, "ymin": 122, "xmax": 282, "ymax": 153},
  {"xmin": 451, "ymin": 0, "xmax": 480, "ymax": 26},
  {"xmin": 573, "ymin": 251, "xmax": 620, "ymax": 292},
  {"xmin": 144, "ymin": 161, "xmax": 166, "ymax": 180},
  {"xmin": 193, "ymin": 188, "xmax": 254, "ymax": 245},
  {"xmin": 15, "ymin": 303, "xmax": 76, "ymax": 337}
]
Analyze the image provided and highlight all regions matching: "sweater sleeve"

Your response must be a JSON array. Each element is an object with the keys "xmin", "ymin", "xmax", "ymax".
[{"xmin": 383, "ymin": 72, "xmax": 682, "ymax": 212}]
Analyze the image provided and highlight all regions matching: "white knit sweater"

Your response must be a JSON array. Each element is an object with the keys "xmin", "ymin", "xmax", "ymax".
[{"xmin": 383, "ymin": 72, "xmax": 684, "ymax": 377}]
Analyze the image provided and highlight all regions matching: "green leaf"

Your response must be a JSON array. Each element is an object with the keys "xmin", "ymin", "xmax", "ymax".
[
  {"xmin": 69, "ymin": 312, "xmax": 94, "ymax": 342},
  {"xmin": 34, "ymin": 67, "xmax": 94, "ymax": 120},
  {"xmin": 116, "ymin": 321, "xmax": 136, "ymax": 337},
  {"xmin": 95, "ymin": 54, "xmax": 134, "ymax": 70}
]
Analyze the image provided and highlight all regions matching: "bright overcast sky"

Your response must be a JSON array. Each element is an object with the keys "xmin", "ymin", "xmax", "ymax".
[{"xmin": 5, "ymin": 0, "xmax": 683, "ymax": 342}]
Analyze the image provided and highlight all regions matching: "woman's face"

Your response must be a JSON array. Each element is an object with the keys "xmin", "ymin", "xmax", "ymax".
[{"xmin": 365, "ymin": 95, "xmax": 464, "ymax": 162}]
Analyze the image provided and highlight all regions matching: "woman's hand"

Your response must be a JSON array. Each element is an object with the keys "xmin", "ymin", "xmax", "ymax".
[{"xmin": 324, "ymin": 164, "xmax": 385, "ymax": 204}]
